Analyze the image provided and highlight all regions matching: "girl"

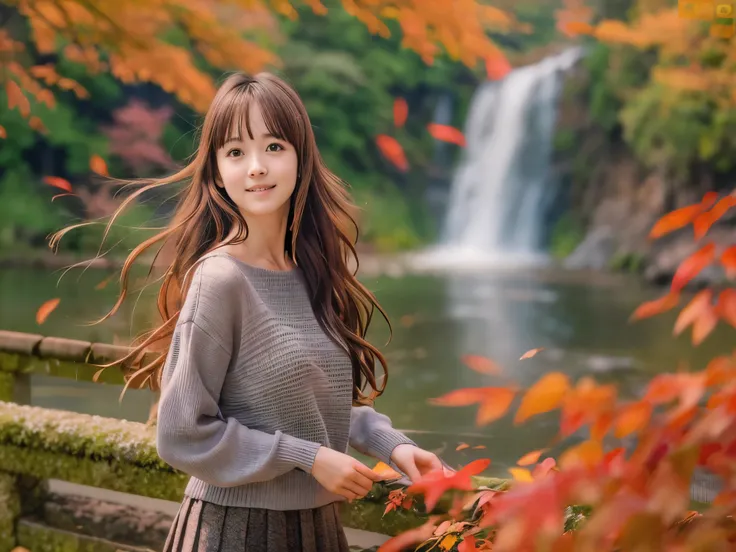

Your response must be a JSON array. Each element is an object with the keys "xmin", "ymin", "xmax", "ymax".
[{"xmin": 57, "ymin": 72, "xmax": 445, "ymax": 551}]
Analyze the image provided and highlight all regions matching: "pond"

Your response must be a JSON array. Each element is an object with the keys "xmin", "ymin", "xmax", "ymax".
[{"xmin": 1, "ymin": 262, "xmax": 731, "ymax": 477}]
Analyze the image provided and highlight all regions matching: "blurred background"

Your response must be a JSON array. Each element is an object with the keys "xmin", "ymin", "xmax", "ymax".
[{"xmin": 1, "ymin": 0, "xmax": 735, "ymax": 476}]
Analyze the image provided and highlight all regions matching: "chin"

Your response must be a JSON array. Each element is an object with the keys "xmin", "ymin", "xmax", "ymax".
[{"xmin": 238, "ymin": 198, "xmax": 292, "ymax": 219}]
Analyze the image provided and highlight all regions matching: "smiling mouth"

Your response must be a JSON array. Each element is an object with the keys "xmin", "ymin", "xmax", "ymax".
[{"xmin": 246, "ymin": 185, "xmax": 276, "ymax": 193}]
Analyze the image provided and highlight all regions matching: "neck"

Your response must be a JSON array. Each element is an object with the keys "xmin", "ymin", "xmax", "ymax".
[{"xmin": 224, "ymin": 209, "xmax": 294, "ymax": 270}]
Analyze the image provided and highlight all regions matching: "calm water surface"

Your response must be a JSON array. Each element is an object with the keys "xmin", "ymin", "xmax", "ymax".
[{"xmin": 1, "ymin": 263, "xmax": 731, "ymax": 477}]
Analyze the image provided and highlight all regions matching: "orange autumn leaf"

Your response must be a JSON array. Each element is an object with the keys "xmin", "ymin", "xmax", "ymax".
[
  {"xmin": 373, "ymin": 461, "xmax": 401, "ymax": 480},
  {"xmin": 36, "ymin": 298, "xmax": 60, "ymax": 324},
  {"xmin": 430, "ymin": 386, "xmax": 516, "ymax": 426},
  {"xmin": 649, "ymin": 205, "xmax": 704, "ymax": 239},
  {"xmin": 393, "ymin": 97, "xmax": 408, "ymax": 128},
  {"xmin": 515, "ymin": 372, "xmax": 570, "ymax": 424},
  {"xmin": 717, "ymin": 289, "xmax": 736, "ymax": 329},
  {"xmin": 693, "ymin": 196, "xmax": 736, "ymax": 239},
  {"xmin": 376, "ymin": 134, "xmax": 409, "ymax": 172},
  {"xmin": 43, "ymin": 176, "xmax": 73, "ymax": 193},
  {"xmin": 6, "ymin": 80, "xmax": 31, "ymax": 117},
  {"xmin": 473, "ymin": 445, "xmax": 486, "ymax": 450},
  {"xmin": 671, "ymin": 243, "xmax": 715, "ymax": 292},
  {"xmin": 427, "ymin": 124, "xmax": 466, "ymax": 147},
  {"xmin": 674, "ymin": 290, "xmax": 718, "ymax": 346},
  {"xmin": 508, "ymin": 467, "xmax": 534, "ymax": 482},
  {"xmin": 559, "ymin": 20, "xmax": 595, "ymax": 36},
  {"xmin": 0, "ymin": 125, "xmax": 6, "ymax": 139},
  {"xmin": 456, "ymin": 443, "xmax": 470, "ymax": 451},
  {"xmin": 721, "ymin": 246, "xmax": 736, "ymax": 278},
  {"xmin": 614, "ymin": 402, "xmax": 652, "ymax": 438},
  {"xmin": 485, "ymin": 53, "xmax": 512, "ymax": 80},
  {"xmin": 462, "ymin": 354, "xmax": 502, "ymax": 375},
  {"xmin": 90, "ymin": 154, "xmax": 109, "ymax": 176},
  {"xmin": 517, "ymin": 449, "xmax": 545, "ymax": 466},
  {"xmin": 559, "ymin": 440, "xmax": 603, "ymax": 470},
  {"xmin": 630, "ymin": 292, "xmax": 680, "ymax": 321},
  {"xmin": 476, "ymin": 387, "xmax": 516, "ymax": 426},
  {"xmin": 520, "ymin": 347, "xmax": 545, "ymax": 360}
]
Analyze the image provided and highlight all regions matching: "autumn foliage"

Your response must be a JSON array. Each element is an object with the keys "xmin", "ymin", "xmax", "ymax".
[{"xmin": 376, "ymin": 192, "xmax": 736, "ymax": 551}]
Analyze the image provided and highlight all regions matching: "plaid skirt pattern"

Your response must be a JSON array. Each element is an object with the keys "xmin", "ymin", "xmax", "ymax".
[{"xmin": 163, "ymin": 496, "xmax": 351, "ymax": 552}]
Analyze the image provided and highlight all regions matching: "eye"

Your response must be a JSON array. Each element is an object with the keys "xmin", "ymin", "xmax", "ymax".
[
  {"xmin": 266, "ymin": 143, "xmax": 284, "ymax": 152},
  {"xmin": 226, "ymin": 148, "xmax": 243, "ymax": 157}
]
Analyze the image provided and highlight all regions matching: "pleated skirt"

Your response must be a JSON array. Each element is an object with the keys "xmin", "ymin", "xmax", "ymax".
[{"xmin": 163, "ymin": 496, "xmax": 351, "ymax": 552}]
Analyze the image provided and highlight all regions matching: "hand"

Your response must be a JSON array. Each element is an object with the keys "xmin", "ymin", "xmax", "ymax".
[
  {"xmin": 311, "ymin": 446, "xmax": 383, "ymax": 501},
  {"xmin": 390, "ymin": 444, "xmax": 449, "ymax": 483}
]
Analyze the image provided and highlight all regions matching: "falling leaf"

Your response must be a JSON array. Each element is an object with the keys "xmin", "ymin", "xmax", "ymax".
[
  {"xmin": 476, "ymin": 387, "xmax": 516, "ymax": 425},
  {"xmin": 614, "ymin": 402, "xmax": 652, "ymax": 438},
  {"xmin": 517, "ymin": 449, "xmax": 546, "ymax": 466},
  {"xmin": 515, "ymin": 372, "xmax": 570, "ymax": 424},
  {"xmin": 400, "ymin": 314, "xmax": 416, "ymax": 327},
  {"xmin": 376, "ymin": 134, "xmax": 409, "ymax": 172},
  {"xmin": 373, "ymin": 461, "xmax": 402, "ymax": 480},
  {"xmin": 630, "ymin": 292, "xmax": 680, "ymax": 321},
  {"xmin": 430, "ymin": 387, "xmax": 516, "ymax": 425},
  {"xmin": 520, "ymin": 347, "xmax": 545, "ymax": 360},
  {"xmin": 456, "ymin": 443, "xmax": 470, "ymax": 451},
  {"xmin": 508, "ymin": 467, "xmax": 534, "ymax": 482},
  {"xmin": 485, "ymin": 52, "xmax": 512, "ymax": 80},
  {"xmin": 90, "ymin": 154, "xmax": 109, "ymax": 176},
  {"xmin": 559, "ymin": 440, "xmax": 603, "ymax": 469},
  {"xmin": 43, "ymin": 176, "xmax": 73, "ymax": 193},
  {"xmin": 473, "ymin": 445, "xmax": 486, "ymax": 450},
  {"xmin": 721, "ymin": 246, "xmax": 736, "ymax": 278},
  {"xmin": 393, "ymin": 97, "xmax": 408, "ymax": 128},
  {"xmin": 36, "ymin": 298, "xmax": 60, "ymax": 324},
  {"xmin": 95, "ymin": 274, "xmax": 115, "ymax": 290},
  {"xmin": 462, "ymin": 354, "xmax": 502, "ymax": 375},
  {"xmin": 427, "ymin": 123, "xmax": 466, "ymax": 147},
  {"xmin": 0, "ymin": 125, "xmax": 6, "ymax": 139},
  {"xmin": 671, "ymin": 243, "xmax": 715, "ymax": 292}
]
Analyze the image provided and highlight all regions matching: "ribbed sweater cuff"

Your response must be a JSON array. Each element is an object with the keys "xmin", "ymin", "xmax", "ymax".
[
  {"xmin": 276, "ymin": 433, "xmax": 322, "ymax": 474},
  {"xmin": 370, "ymin": 429, "xmax": 417, "ymax": 465}
]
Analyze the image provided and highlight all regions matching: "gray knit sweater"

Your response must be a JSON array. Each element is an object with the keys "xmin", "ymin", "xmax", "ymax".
[{"xmin": 156, "ymin": 252, "xmax": 416, "ymax": 510}]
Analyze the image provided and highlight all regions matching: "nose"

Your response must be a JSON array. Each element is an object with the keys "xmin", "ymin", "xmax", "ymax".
[{"xmin": 248, "ymin": 157, "xmax": 267, "ymax": 178}]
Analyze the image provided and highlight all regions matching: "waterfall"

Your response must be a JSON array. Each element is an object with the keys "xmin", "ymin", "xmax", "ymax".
[{"xmin": 410, "ymin": 48, "xmax": 583, "ymax": 271}]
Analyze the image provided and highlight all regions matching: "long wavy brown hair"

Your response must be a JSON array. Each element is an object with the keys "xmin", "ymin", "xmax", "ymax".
[{"xmin": 50, "ymin": 72, "xmax": 391, "ymax": 407}]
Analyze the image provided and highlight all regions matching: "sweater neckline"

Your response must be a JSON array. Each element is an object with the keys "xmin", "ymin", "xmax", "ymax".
[{"xmin": 205, "ymin": 252, "xmax": 301, "ymax": 279}]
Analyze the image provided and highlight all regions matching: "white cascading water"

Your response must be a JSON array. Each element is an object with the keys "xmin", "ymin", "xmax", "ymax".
[{"xmin": 409, "ymin": 48, "xmax": 583, "ymax": 271}]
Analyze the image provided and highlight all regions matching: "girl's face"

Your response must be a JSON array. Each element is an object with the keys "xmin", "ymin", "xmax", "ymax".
[{"xmin": 215, "ymin": 102, "xmax": 298, "ymax": 221}]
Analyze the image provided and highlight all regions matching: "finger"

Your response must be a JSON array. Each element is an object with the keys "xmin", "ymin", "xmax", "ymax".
[
  {"xmin": 339, "ymin": 486, "xmax": 361, "ymax": 501},
  {"xmin": 354, "ymin": 462, "xmax": 384, "ymax": 482},
  {"xmin": 350, "ymin": 473, "xmax": 375, "ymax": 495},
  {"xmin": 344, "ymin": 481, "xmax": 369, "ymax": 499},
  {"xmin": 402, "ymin": 462, "xmax": 422, "ymax": 483}
]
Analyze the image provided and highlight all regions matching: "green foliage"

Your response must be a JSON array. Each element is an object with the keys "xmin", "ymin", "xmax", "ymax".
[{"xmin": 549, "ymin": 212, "xmax": 585, "ymax": 259}]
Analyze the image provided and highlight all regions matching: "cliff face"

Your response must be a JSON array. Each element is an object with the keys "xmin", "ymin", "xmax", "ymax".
[{"xmin": 551, "ymin": 63, "xmax": 735, "ymax": 287}]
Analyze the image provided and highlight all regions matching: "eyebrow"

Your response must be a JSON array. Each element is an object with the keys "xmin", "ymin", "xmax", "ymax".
[{"xmin": 223, "ymin": 133, "xmax": 280, "ymax": 146}]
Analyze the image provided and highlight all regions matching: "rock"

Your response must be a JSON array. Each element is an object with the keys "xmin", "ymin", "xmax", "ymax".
[{"xmin": 563, "ymin": 227, "xmax": 616, "ymax": 270}]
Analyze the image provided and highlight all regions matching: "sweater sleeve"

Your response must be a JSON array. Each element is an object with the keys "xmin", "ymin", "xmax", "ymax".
[
  {"xmin": 349, "ymin": 405, "xmax": 417, "ymax": 465},
  {"xmin": 156, "ymin": 257, "xmax": 322, "ymax": 487}
]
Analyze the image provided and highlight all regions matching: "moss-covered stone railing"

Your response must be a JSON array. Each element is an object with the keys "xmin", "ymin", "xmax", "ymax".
[{"xmin": 0, "ymin": 330, "xmax": 507, "ymax": 552}]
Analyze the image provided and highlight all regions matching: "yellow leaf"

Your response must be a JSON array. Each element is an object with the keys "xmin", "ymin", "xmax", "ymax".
[
  {"xmin": 508, "ymin": 467, "xmax": 534, "ymax": 482},
  {"xmin": 439, "ymin": 534, "xmax": 459, "ymax": 551}
]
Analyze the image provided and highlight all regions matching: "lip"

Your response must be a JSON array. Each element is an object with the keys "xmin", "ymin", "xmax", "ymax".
[{"xmin": 246, "ymin": 184, "xmax": 276, "ymax": 193}]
